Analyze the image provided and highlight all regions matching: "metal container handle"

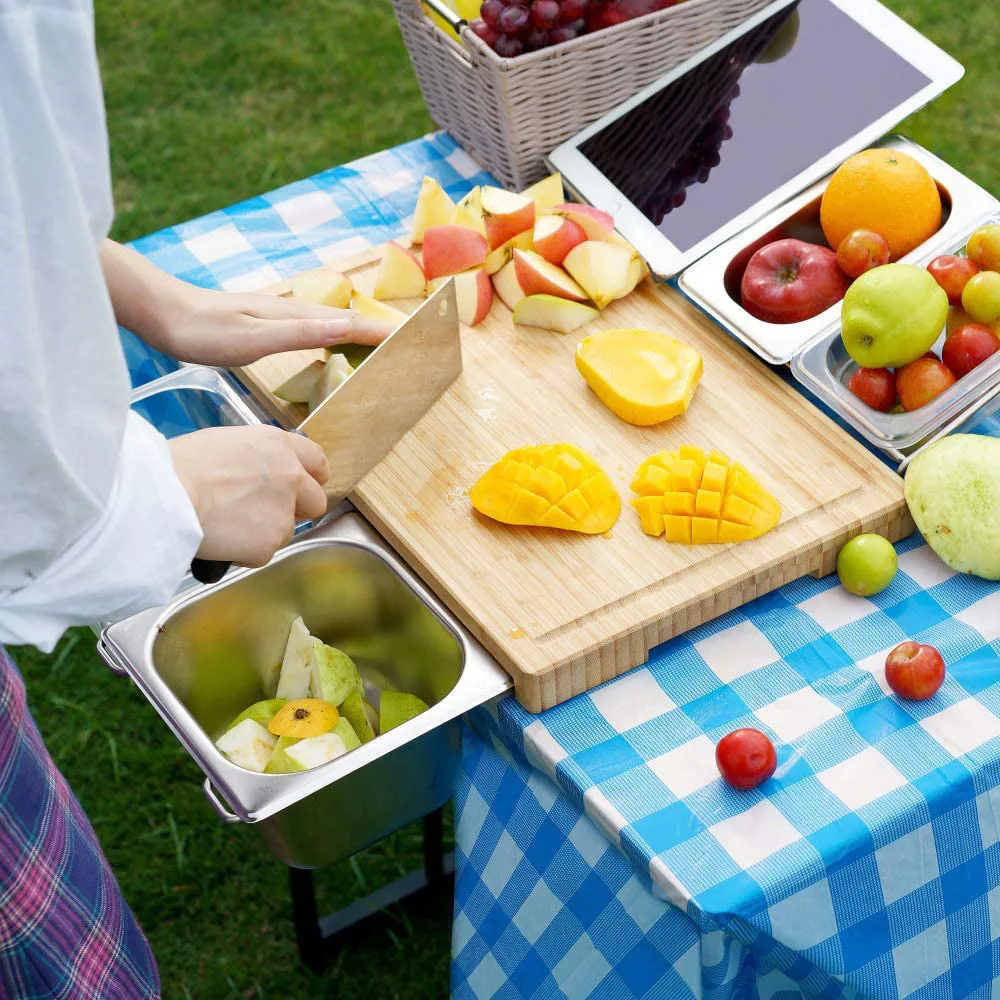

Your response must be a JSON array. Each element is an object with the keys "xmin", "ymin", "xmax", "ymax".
[{"xmin": 202, "ymin": 779, "xmax": 242, "ymax": 824}]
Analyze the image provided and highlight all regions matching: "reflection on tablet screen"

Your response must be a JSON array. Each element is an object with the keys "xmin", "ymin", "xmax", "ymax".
[{"xmin": 578, "ymin": 0, "xmax": 932, "ymax": 253}]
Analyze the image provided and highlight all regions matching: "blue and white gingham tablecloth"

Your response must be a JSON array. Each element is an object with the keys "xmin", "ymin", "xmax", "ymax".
[{"xmin": 127, "ymin": 132, "xmax": 1000, "ymax": 1000}]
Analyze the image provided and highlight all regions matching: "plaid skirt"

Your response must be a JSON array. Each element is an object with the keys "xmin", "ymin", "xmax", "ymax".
[{"xmin": 0, "ymin": 646, "xmax": 159, "ymax": 999}]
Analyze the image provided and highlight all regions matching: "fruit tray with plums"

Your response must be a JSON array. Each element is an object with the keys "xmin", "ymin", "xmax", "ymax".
[{"xmin": 678, "ymin": 134, "xmax": 1000, "ymax": 457}]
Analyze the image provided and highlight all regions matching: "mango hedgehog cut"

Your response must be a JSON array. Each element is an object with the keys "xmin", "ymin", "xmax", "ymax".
[
  {"xmin": 631, "ymin": 445, "xmax": 780, "ymax": 543},
  {"xmin": 470, "ymin": 444, "xmax": 620, "ymax": 535}
]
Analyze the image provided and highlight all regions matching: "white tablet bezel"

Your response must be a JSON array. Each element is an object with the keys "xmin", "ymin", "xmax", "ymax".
[{"xmin": 547, "ymin": 0, "xmax": 964, "ymax": 279}]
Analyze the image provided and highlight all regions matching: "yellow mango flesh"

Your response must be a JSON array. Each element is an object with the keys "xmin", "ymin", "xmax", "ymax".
[
  {"xmin": 576, "ymin": 329, "xmax": 703, "ymax": 426},
  {"xmin": 631, "ymin": 446, "xmax": 780, "ymax": 543},
  {"xmin": 470, "ymin": 444, "xmax": 620, "ymax": 535}
]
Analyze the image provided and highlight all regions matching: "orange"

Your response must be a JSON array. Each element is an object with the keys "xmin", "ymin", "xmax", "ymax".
[{"xmin": 820, "ymin": 150, "xmax": 942, "ymax": 262}]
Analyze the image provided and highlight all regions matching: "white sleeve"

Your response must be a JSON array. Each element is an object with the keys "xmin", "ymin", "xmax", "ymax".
[{"xmin": 0, "ymin": 413, "xmax": 203, "ymax": 651}]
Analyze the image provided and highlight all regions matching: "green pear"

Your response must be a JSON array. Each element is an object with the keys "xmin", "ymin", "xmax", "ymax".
[
  {"xmin": 380, "ymin": 690, "xmax": 430, "ymax": 733},
  {"xmin": 216, "ymin": 718, "xmax": 276, "ymax": 773},
  {"xmin": 331, "ymin": 717, "xmax": 361, "ymax": 751},
  {"xmin": 275, "ymin": 617, "xmax": 314, "ymax": 700},
  {"xmin": 225, "ymin": 699, "xmax": 286, "ymax": 734},
  {"xmin": 904, "ymin": 434, "xmax": 1000, "ymax": 579},
  {"xmin": 340, "ymin": 690, "xmax": 377, "ymax": 743},
  {"xmin": 264, "ymin": 735, "xmax": 302, "ymax": 774},
  {"xmin": 840, "ymin": 264, "xmax": 948, "ymax": 368},
  {"xmin": 309, "ymin": 641, "xmax": 361, "ymax": 706}
]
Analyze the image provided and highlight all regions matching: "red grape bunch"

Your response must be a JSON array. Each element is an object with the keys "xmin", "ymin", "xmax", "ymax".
[{"xmin": 470, "ymin": 0, "xmax": 674, "ymax": 56}]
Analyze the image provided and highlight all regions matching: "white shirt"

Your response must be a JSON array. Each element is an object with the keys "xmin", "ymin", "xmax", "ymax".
[{"xmin": 0, "ymin": 0, "xmax": 203, "ymax": 651}]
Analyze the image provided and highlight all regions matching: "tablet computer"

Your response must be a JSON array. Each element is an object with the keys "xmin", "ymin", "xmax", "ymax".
[{"xmin": 547, "ymin": 0, "xmax": 964, "ymax": 279}]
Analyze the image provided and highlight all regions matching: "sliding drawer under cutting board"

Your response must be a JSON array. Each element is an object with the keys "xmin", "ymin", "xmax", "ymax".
[{"xmin": 234, "ymin": 248, "xmax": 912, "ymax": 712}]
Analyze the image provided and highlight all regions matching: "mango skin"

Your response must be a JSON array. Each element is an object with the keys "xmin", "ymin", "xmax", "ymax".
[
  {"xmin": 904, "ymin": 434, "xmax": 1000, "ymax": 579},
  {"xmin": 576, "ymin": 328, "xmax": 703, "ymax": 426}
]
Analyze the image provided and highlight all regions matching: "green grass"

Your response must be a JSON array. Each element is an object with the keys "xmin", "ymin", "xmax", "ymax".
[{"xmin": 11, "ymin": 0, "xmax": 999, "ymax": 996}]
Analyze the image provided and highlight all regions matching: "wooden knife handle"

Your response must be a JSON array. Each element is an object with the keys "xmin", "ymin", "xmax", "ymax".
[{"xmin": 191, "ymin": 558, "xmax": 231, "ymax": 585}]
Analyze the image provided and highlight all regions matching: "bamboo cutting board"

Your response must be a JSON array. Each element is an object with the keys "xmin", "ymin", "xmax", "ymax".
[{"xmin": 235, "ymin": 250, "xmax": 912, "ymax": 712}]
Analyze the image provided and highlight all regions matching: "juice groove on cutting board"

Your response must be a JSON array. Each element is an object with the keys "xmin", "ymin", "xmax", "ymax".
[{"xmin": 236, "ymin": 246, "xmax": 911, "ymax": 712}]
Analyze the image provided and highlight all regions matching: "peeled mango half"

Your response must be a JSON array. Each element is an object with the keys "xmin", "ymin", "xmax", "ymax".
[{"xmin": 904, "ymin": 434, "xmax": 1000, "ymax": 579}]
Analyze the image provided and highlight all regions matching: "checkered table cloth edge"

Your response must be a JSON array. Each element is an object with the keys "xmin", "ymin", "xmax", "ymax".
[{"xmin": 128, "ymin": 131, "xmax": 1000, "ymax": 999}]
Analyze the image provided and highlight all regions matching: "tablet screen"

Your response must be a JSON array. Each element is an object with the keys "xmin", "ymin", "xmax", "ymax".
[{"xmin": 577, "ymin": 0, "xmax": 933, "ymax": 253}]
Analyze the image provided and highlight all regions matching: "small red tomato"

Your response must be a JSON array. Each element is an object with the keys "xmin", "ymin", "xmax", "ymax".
[
  {"xmin": 716, "ymin": 728, "xmax": 777, "ymax": 790},
  {"xmin": 848, "ymin": 367, "xmax": 897, "ymax": 412},
  {"xmin": 836, "ymin": 229, "xmax": 891, "ymax": 279},
  {"xmin": 927, "ymin": 255, "xmax": 979, "ymax": 306},
  {"xmin": 885, "ymin": 641, "xmax": 945, "ymax": 701},
  {"xmin": 896, "ymin": 357, "xmax": 957, "ymax": 411},
  {"xmin": 942, "ymin": 323, "xmax": 1000, "ymax": 377}
]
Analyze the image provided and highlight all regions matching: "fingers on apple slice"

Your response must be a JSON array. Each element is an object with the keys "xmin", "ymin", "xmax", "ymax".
[
  {"xmin": 291, "ymin": 268, "xmax": 353, "ymax": 308},
  {"xmin": 411, "ymin": 177, "xmax": 456, "ymax": 246},
  {"xmin": 481, "ymin": 186, "xmax": 536, "ymax": 251},
  {"xmin": 513, "ymin": 249, "xmax": 588, "ymax": 303},
  {"xmin": 493, "ymin": 260, "xmax": 526, "ymax": 312},
  {"xmin": 373, "ymin": 241, "xmax": 427, "ymax": 300},
  {"xmin": 519, "ymin": 173, "xmax": 565, "ymax": 213},
  {"xmin": 513, "ymin": 294, "xmax": 600, "ymax": 334},
  {"xmin": 533, "ymin": 216, "xmax": 587, "ymax": 266},
  {"xmin": 563, "ymin": 241, "xmax": 638, "ymax": 310},
  {"xmin": 485, "ymin": 230, "xmax": 534, "ymax": 275},
  {"xmin": 430, "ymin": 269, "xmax": 493, "ymax": 326},
  {"xmin": 551, "ymin": 203, "xmax": 615, "ymax": 242},
  {"xmin": 422, "ymin": 225, "xmax": 489, "ymax": 280}
]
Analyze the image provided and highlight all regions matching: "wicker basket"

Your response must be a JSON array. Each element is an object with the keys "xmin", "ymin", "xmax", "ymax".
[{"xmin": 392, "ymin": 0, "xmax": 782, "ymax": 189}]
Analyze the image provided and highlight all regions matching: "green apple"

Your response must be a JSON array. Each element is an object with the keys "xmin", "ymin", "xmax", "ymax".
[
  {"xmin": 309, "ymin": 641, "xmax": 361, "ymax": 706},
  {"xmin": 380, "ymin": 691, "xmax": 430, "ymax": 733},
  {"xmin": 216, "ymin": 718, "xmax": 276, "ymax": 773},
  {"xmin": 841, "ymin": 264, "xmax": 948, "ymax": 368},
  {"xmin": 224, "ymin": 698, "xmax": 286, "ymax": 734},
  {"xmin": 339, "ymin": 690, "xmax": 377, "ymax": 743}
]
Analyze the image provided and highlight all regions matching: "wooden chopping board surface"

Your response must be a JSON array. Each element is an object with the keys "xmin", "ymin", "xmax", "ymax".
[{"xmin": 235, "ymin": 248, "xmax": 912, "ymax": 712}]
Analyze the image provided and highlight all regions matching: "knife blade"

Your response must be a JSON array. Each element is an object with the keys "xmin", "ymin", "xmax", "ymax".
[{"xmin": 191, "ymin": 278, "xmax": 462, "ymax": 583}]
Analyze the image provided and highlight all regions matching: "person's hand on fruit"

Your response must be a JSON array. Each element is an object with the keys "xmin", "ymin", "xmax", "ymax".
[
  {"xmin": 101, "ymin": 240, "xmax": 391, "ymax": 367},
  {"xmin": 169, "ymin": 426, "xmax": 330, "ymax": 568}
]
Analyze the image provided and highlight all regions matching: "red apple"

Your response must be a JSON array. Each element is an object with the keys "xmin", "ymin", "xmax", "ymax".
[
  {"xmin": 481, "ymin": 187, "xmax": 536, "ymax": 250},
  {"xmin": 551, "ymin": 202, "xmax": 616, "ymax": 241},
  {"xmin": 492, "ymin": 259, "xmax": 525, "ymax": 311},
  {"xmin": 941, "ymin": 323, "xmax": 1000, "ymax": 377},
  {"xmin": 927, "ymin": 255, "xmax": 979, "ymax": 306},
  {"xmin": 716, "ymin": 729, "xmax": 777, "ymax": 790},
  {"xmin": 422, "ymin": 225, "xmax": 489, "ymax": 280},
  {"xmin": 512, "ymin": 248, "xmax": 588, "ymax": 302},
  {"xmin": 740, "ymin": 239, "xmax": 850, "ymax": 323},
  {"xmin": 836, "ymin": 229, "xmax": 890, "ymax": 279},
  {"xmin": 430, "ymin": 269, "xmax": 492, "ymax": 326},
  {"xmin": 896, "ymin": 357, "xmax": 957, "ymax": 411},
  {"xmin": 885, "ymin": 641, "xmax": 945, "ymax": 701},
  {"xmin": 848, "ymin": 367, "xmax": 896, "ymax": 412},
  {"xmin": 372, "ymin": 241, "xmax": 426, "ymax": 300},
  {"xmin": 533, "ymin": 215, "xmax": 587, "ymax": 265}
]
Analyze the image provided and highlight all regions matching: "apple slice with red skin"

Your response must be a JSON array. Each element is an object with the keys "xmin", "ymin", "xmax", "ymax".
[
  {"xmin": 563, "ymin": 241, "xmax": 635, "ymax": 310},
  {"xmin": 513, "ymin": 249, "xmax": 587, "ymax": 302},
  {"xmin": 481, "ymin": 187, "xmax": 536, "ymax": 250},
  {"xmin": 492, "ymin": 260, "xmax": 525, "ymax": 312},
  {"xmin": 372, "ymin": 241, "xmax": 427, "ymax": 300},
  {"xmin": 513, "ymin": 294, "xmax": 600, "ymax": 334},
  {"xmin": 429, "ymin": 269, "xmax": 492, "ymax": 326},
  {"xmin": 451, "ymin": 187, "xmax": 487, "ymax": 236},
  {"xmin": 740, "ymin": 239, "xmax": 850, "ymax": 324},
  {"xmin": 484, "ymin": 229, "xmax": 534, "ymax": 275},
  {"xmin": 410, "ymin": 177, "xmax": 456, "ymax": 245},
  {"xmin": 533, "ymin": 216, "xmax": 586, "ymax": 265},
  {"xmin": 550, "ymin": 202, "xmax": 615, "ymax": 242},
  {"xmin": 422, "ymin": 225, "xmax": 489, "ymax": 280}
]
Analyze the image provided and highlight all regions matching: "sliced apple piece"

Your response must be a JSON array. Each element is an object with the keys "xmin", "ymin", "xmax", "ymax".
[
  {"xmin": 429, "ymin": 269, "xmax": 493, "ymax": 326},
  {"xmin": 451, "ymin": 187, "xmax": 486, "ymax": 236},
  {"xmin": 552, "ymin": 203, "xmax": 615, "ymax": 242},
  {"xmin": 372, "ymin": 241, "xmax": 426, "ymax": 300},
  {"xmin": 422, "ymin": 224, "xmax": 489, "ymax": 280},
  {"xmin": 308, "ymin": 354, "xmax": 354, "ymax": 412},
  {"xmin": 563, "ymin": 241, "xmax": 635, "ymax": 310},
  {"xmin": 481, "ymin": 186, "xmax": 536, "ymax": 250},
  {"xmin": 274, "ymin": 359, "xmax": 327, "ymax": 404},
  {"xmin": 520, "ymin": 172, "xmax": 564, "ymax": 212},
  {"xmin": 290, "ymin": 268, "xmax": 354, "ymax": 308},
  {"xmin": 513, "ymin": 294, "xmax": 600, "ymax": 334},
  {"xmin": 351, "ymin": 292, "xmax": 406, "ymax": 328},
  {"xmin": 484, "ymin": 229, "xmax": 534, "ymax": 275},
  {"xmin": 533, "ymin": 216, "xmax": 586, "ymax": 266},
  {"xmin": 513, "ymin": 249, "xmax": 587, "ymax": 303},
  {"xmin": 411, "ymin": 176, "xmax": 456, "ymax": 245},
  {"xmin": 493, "ymin": 260, "xmax": 525, "ymax": 312},
  {"xmin": 615, "ymin": 253, "xmax": 650, "ymax": 301}
]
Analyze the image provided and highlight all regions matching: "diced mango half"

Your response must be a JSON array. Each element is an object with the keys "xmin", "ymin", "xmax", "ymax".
[
  {"xmin": 470, "ymin": 444, "xmax": 620, "ymax": 535},
  {"xmin": 630, "ymin": 447, "xmax": 780, "ymax": 543},
  {"xmin": 576, "ymin": 328, "xmax": 703, "ymax": 426}
]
